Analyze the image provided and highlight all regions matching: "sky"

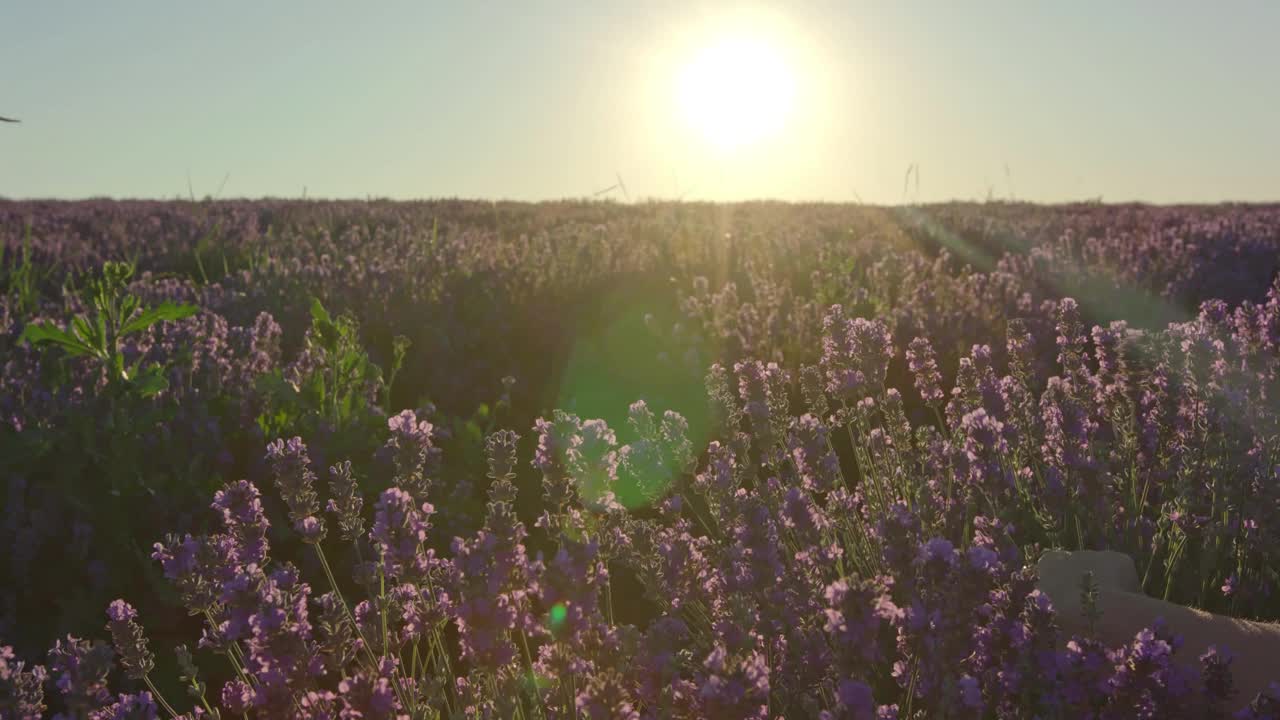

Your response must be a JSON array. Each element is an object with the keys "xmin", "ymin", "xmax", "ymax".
[{"xmin": 2, "ymin": 1, "xmax": 1278, "ymax": 204}]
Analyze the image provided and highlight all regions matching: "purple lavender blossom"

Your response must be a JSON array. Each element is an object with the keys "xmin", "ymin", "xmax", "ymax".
[
  {"xmin": 734, "ymin": 359, "xmax": 790, "ymax": 457},
  {"xmin": 87, "ymin": 692, "xmax": 158, "ymax": 720},
  {"xmin": 0, "ymin": 644, "xmax": 47, "ymax": 719},
  {"xmin": 47, "ymin": 636, "xmax": 114, "ymax": 716},
  {"xmin": 210, "ymin": 479, "xmax": 270, "ymax": 568},
  {"xmin": 327, "ymin": 460, "xmax": 365, "ymax": 542},
  {"xmin": 379, "ymin": 409, "xmax": 440, "ymax": 502},
  {"xmin": 788, "ymin": 414, "xmax": 841, "ymax": 493},
  {"xmin": 1200, "ymin": 645, "xmax": 1235, "ymax": 714},
  {"xmin": 906, "ymin": 336, "xmax": 944, "ymax": 405},
  {"xmin": 820, "ymin": 305, "xmax": 894, "ymax": 403},
  {"xmin": 370, "ymin": 488, "xmax": 434, "ymax": 581},
  {"xmin": 484, "ymin": 429, "xmax": 521, "ymax": 482},
  {"xmin": 151, "ymin": 534, "xmax": 223, "ymax": 612},
  {"xmin": 104, "ymin": 601, "xmax": 153, "ymax": 680},
  {"xmin": 337, "ymin": 658, "xmax": 405, "ymax": 719},
  {"xmin": 265, "ymin": 436, "xmax": 326, "ymax": 542}
]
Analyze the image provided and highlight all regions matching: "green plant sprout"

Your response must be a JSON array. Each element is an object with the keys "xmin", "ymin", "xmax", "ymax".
[{"xmin": 20, "ymin": 260, "xmax": 198, "ymax": 397}]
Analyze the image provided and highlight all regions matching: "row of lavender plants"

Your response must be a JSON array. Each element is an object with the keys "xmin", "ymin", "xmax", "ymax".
[
  {"xmin": 3, "ymin": 200, "xmax": 1280, "ymax": 717},
  {"xmin": 5, "ymin": 292, "xmax": 1280, "ymax": 717},
  {"xmin": 7, "ymin": 201, "xmax": 1280, "ymax": 388}
]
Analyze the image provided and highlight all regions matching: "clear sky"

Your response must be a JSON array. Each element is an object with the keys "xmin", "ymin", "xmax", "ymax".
[{"xmin": 3, "ymin": 1, "xmax": 1278, "ymax": 203}]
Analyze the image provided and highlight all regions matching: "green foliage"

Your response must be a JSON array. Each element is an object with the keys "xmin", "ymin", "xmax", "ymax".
[
  {"xmin": 10, "ymin": 261, "xmax": 204, "ymax": 498},
  {"xmin": 445, "ymin": 401, "xmax": 493, "ymax": 474},
  {"xmin": 441, "ymin": 375, "xmax": 516, "ymax": 477},
  {"xmin": 21, "ymin": 261, "xmax": 197, "ymax": 396},
  {"xmin": 0, "ymin": 224, "xmax": 47, "ymax": 316},
  {"xmin": 191, "ymin": 221, "xmax": 222, "ymax": 285},
  {"xmin": 2, "ymin": 263, "xmax": 214, "ymax": 641},
  {"xmin": 812, "ymin": 252, "xmax": 860, "ymax": 310},
  {"xmin": 384, "ymin": 334, "xmax": 411, "ymax": 410},
  {"xmin": 255, "ymin": 298, "xmax": 389, "ymax": 453}
]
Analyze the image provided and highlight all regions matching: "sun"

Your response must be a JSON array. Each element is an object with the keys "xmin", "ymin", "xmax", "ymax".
[{"xmin": 676, "ymin": 34, "xmax": 796, "ymax": 152}]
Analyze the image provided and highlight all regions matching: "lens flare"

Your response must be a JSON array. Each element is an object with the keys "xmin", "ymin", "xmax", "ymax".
[{"xmin": 548, "ymin": 602, "xmax": 568, "ymax": 630}]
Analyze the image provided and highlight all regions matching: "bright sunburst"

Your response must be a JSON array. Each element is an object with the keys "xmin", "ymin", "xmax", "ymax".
[{"xmin": 676, "ymin": 34, "xmax": 796, "ymax": 152}]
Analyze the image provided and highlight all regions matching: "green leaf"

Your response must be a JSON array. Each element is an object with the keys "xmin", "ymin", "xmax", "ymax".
[
  {"xmin": 309, "ymin": 297, "xmax": 332, "ymax": 326},
  {"xmin": 309, "ymin": 299, "xmax": 341, "ymax": 352},
  {"xmin": 121, "ymin": 295, "xmax": 140, "ymax": 322},
  {"xmin": 70, "ymin": 315, "xmax": 104, "ymax": 357},
  {"xmin": 120, "ymin": 302, "xmax": 199, "ymax": 336},
  {"xmin": 193, "ymin": 246, "xmax": 209, "ymax": 285},
  {"xmin": 20, "ymin": 322, "xmax": 96, "ymax": 357},
  {"xmin": 110, "ymin": 354, "xmax": 127, "ymax": 381},
  {"xmin": 132, "ymin": 367, "xmax": 170, "ymax": 398}
]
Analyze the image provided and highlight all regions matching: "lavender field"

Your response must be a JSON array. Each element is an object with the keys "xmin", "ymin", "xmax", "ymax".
[{"xmin": 4, "ymin": 199, "xmax": 1280, "ymax": 718}]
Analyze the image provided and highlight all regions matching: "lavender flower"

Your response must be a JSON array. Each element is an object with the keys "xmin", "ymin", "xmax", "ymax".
[
  {"xmin": 789, "ymin": 414, "xmax": 841, "ymax": 493},
  {"xmin": 47, "ymin": 635, "xmax": 114, "ymax": 715},
  {"xmin": 0, "ymin": 645, "xmax": 46, "ymax": 719},
  {"xmin": 706, "ymin": 362, "xmax": 743, "ymax": 431},
  {"xmin": 370, "ymin": 488, "xmax": 434, "ymax": 581},
  {"xmin": 265, "ymin": 436, "xmax": 326, "ymax": 542},
  {"xmin": 799, "ymin": 363, "xmax": 831, "ymax": 418},
  {"xmin": 337, "ymin": 658, "xmax": 404, "ymax": 720},
  {"xmin": 906, "ymin": 337, "xmax": 944, "ymax": 405},
  {"xmin": 150, "ymin": 534, "xmax": 223, "ymax": 612},
  {"xmin": 87, "ymin": 692, "xmax": 158, "ymax": 720},
  {"xmin": 484, "ymin": 429, "xmax": 521, "ymax": 483},
  {"xmin": 735, "ymin": 359, "xmax": 790, "ymax": 455},
  {"xmin": 210, "ymin": 479, "xmax": 270, "ymax": 568},
  {"xmin": 1200, "ymin": 645, "xmax": 1235, "ymax": 714},
  {"xmin": 380, "ymin": 409, "xmax": 440, "ymax": 502},
  {"xmin": 567, "ymin": 417, "xmax": 621, "ymax": 511},
  {"xmin": 323, "ymin": 460, "xmax": 365, "ymax": 543},
  {"xmin": 532, "ymin": 410, "xmax": 583, "ymax": 519},
  {"xmin": 820, "ymin": 305, "xmax": 893, "ymax": 403},
  {"xmin": 219, "ymin": 680, "xmax": 253, "ymax": 714},
  {"xmin": 104, "ymin": 601, "xmax": 153, "ymax": 680},
  {"xmin": 1054, "ymin": 297, "xmax": 1089, "ymax": 383}
]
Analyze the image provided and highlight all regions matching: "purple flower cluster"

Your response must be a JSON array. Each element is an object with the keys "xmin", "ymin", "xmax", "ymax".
[
  {"xmin": 370, "ymin": 488, "xmax": 434, "ymax": 582},
  {"xmin": 378, "ymin": 409, "xmax": 440, "ymax": 502},
  {"xmin": 3, "ymin": 354, "xmax": 1280, "ymax": 717},
  {"xmin": 103, "ymin": 601, "xmax": 152, "ymax": 681},
  {"xmin": 0, "ymin": 644, "xmax": 47, "ymax": 719},
  {"xmin": 820, "ymin": 305, "xmax": 893, "ymax": 404},
  {"xmin": 266, "ymin": 436, "xmax": 326, "ymax": 543}
]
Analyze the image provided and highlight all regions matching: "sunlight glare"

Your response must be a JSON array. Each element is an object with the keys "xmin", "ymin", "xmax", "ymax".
[{"xmin": 676, "ymin": 34, "xmax": 796, "ymax": 152}]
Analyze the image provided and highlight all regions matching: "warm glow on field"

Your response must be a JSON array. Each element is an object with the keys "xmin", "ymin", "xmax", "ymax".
[{"xmin": 676, "ymin": 34, "xmax": 796, "ymax": 151}]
